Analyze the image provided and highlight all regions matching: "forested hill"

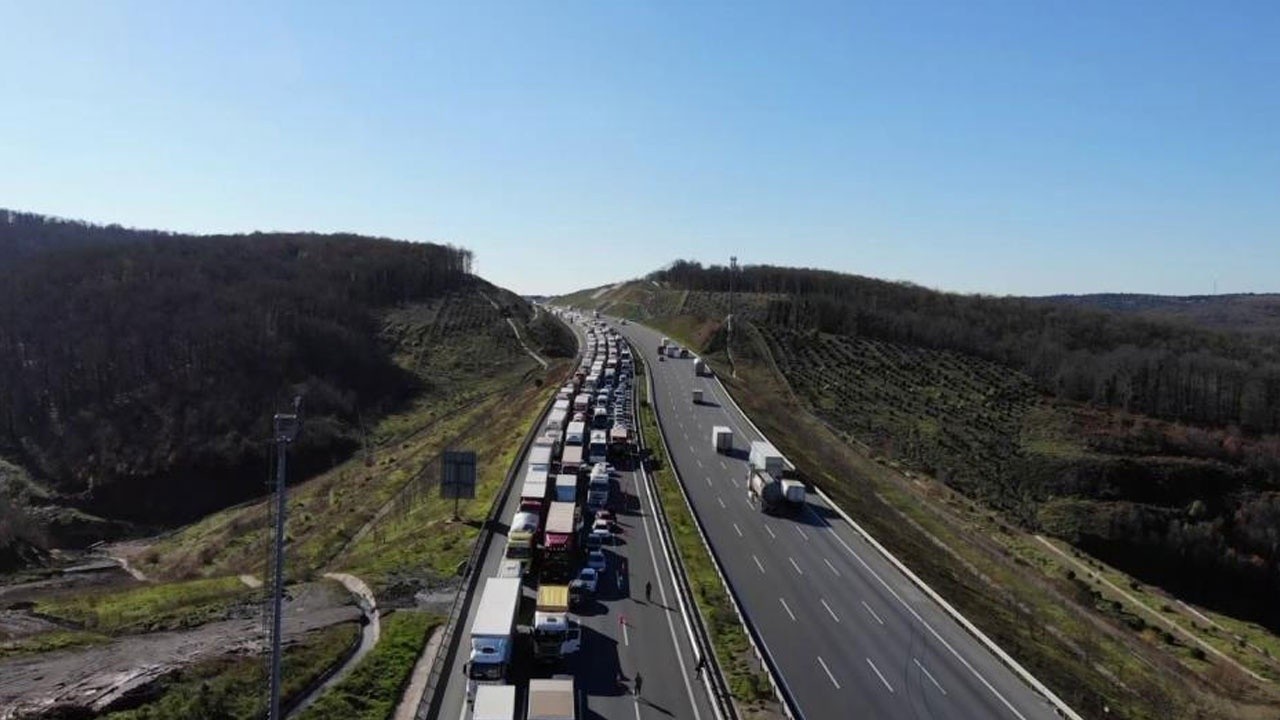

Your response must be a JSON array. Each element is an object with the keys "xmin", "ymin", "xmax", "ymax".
[
  {"xmin": 0, "ymin": 209, "xmax": 162, "ymax": 267},
  {"xmin": 653, "ymin": 261, "xmax": 1280, "ymax": 433},
  {"xmin": 0, "ymin": 211, "xmax": 514, "ymax": 542}
]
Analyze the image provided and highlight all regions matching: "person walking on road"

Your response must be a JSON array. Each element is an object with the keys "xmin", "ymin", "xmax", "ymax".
[
  {"xmin": 645, "ymin": 580, "xmax": 652, "ymax": 602},
  {"xmin": 695, "ymin": 654, "xmax": 706, "ymax": 678},
  {"xmin": 634, "ymin": 672, "xmax": 643, "ymax": 697}
]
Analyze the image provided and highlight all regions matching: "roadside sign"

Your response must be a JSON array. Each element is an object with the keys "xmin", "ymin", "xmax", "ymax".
[{"xmin": 440, "ymin": 451, "xmax": 477, "ymax": 500}]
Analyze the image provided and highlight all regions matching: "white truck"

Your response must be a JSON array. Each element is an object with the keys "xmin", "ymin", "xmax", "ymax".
[
  {"xmin": 587, "ymin": 464, "xmax": 610, "ymax": 510},
  {"xmin": 712, "ymin": 426, "xmax": 733, "ymax": 454},
  {"xmin": 746, "ymin": 441, "xmax": 805, "ymax": 513},
  {"xmin": 466, "ymin": 577, "xmax": 522, "ymax": 683},
  {"xmin": 692, "ymin": 388, "xmax": 704, "ymax": 404},
  {"xmin": 588, "ymin": 430, "xmax": 609, "ymax": 464},
  {"xmin": 564, "ymin": 421, "xmax": 587, "ymax": 446},
  {"xmin": 532, "ymin": 584, "xmax": 581, "ymax": 663},
  {"xmin": 527, "ymin": 678, "xmax": 577, "ymax": 720},
  {"xmin": 554, "ymin": 473, "xmax": 577, "ymax": 503},
  {"xmin": 693, "ymin": 358, "xmax": 708, "ymax": 376},
  {"xmin": 472, "ymin": 684, "xmax": 517, "ymax": 720},
  {"xmin": 528, "ymin": 445, "xmax": 554, "ymax": 475}
]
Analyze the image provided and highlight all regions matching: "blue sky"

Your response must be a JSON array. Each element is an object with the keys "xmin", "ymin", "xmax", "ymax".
[{"xmin": 1, "ymin": 1, "xmax": 1277, "ymax": 296}]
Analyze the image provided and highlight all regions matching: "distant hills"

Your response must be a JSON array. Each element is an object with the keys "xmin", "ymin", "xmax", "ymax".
[
  {"xmin": 1036, "ymin": 292, "xmax": 1280, "ymax": 335},
  {"xmin": 0, "ymin": 210, "xmax": 559, "ymax": 559}
]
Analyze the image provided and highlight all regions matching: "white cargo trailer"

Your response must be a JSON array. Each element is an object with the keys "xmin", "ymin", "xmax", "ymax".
[{"xmin": 712, "ymin": 426, "xmax": 733, "ymax": 454}]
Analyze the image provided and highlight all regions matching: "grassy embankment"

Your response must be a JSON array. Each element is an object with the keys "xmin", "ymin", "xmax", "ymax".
[
  {"xmin": 101, "ymin": 621, "xmax": 360, "ymax": 719},
  {"xmin": 35, "ymin": 575, "xmax": 253, "ymax": 635},
  {"xmin": 634, "ymin": 356, "xmax": 777, "ymax": 717},
  {"xmin": 295, "ymin": 611, "xmax": 442, "ymax": 720},
  {"xmin": 576, "ymin": 284, "xmax": 1280, "ymax": 720}
]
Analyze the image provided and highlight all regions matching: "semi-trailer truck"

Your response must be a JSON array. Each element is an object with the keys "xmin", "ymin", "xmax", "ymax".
[
  {"xmin": 465, "ymin": 577, "xmax": 521, "ymax": 683},
  {"xmin": 527, "ymin": 678, "xmax": 577, "ymax": 720},
  {"xmin": 746, "ymin": 441, "xmax": 805, "ymax": 513},
  {"xmin": 560, "ymin": 444, "xmax": 584, "ymax": 475},
  {"xmin": 587, "ymin": 464, "xmax": 610, "ymax": 510},
  {"xmin": 541, "ymin": 502, "xmax": 579, "ymax": 582},
  {"xmin": 693, "ymin": 358, "xmax": 708, "ymax": 376},
  {"xmin": 532, "ymin": 584, "xmax": 581, "ymax": 663},
  {"xmin": 564, "ymin": 421, "xmax": 586, "ymax": 446},
  {"xmin": 504, "ymin": 508, "xmax": 539, "ymax": 561},
  {"xmin": 554, "ymin": 473, "xmax": 577, "ymax": 503}
]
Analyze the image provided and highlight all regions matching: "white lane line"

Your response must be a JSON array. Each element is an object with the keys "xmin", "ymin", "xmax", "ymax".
[
  {"xmin": 914, "ymin": 658, "xmax": 948, "ymax": 696},
  {"xmin": 779, "ymin": 597, "xmax": 797, "ymax": 621},
  {"xmin": 706, "ymin": 476, "xmax": 712, "ymax": 487},
  {"xmin": 821, "ymin": 598, "xmax": 840, "ymax": 623},
  {"xmin": 696, "ymin": 458, "xmax": 703, "ymax": 469},
  {"xmin": 861, "ymin": 600, "xmax": 885, "ymax": 625},
  {"xmin": 717, "ymin": 496, "xmax": 726, "ymax": 509},
  {"xmin": 733, "ymin": 523, "xmax": 743, "ymax": 537},
  {"xmin": 788, "ymin": 557, "xmax": 803, "ymax": 575},
  {"xmin": 764, "ymin": 525, "xmax": 776, "ymax": 539},
  {"xmin": 753, "ymin": 555, "xmax": 765, "ymax": 574},
  {"xmin": 867, "ymin": 657, "xmax": 895, "ymax": 693},
  {"xmin": 824, "ymin": 558, "xmax": 841, "ymax": 577},
  {"xmin": 804, "ymin": 505, "xmax": 1028, "ymax": 720},
  {"xmin": 729, "ymin": 477, "xmax": 740, "ymax": 488},
  {"xmin": 817, "ymin": 656, "xmax": 841, "ymax": 690},
  {"xmin": 719, "ymin": 460, "xmax": 727, "ymax": 470},
  {"xmin": 622, "ymin": 618, "xmax": 630, "ymax": 646},
  {"xmin": 795, "ymin": 526, "xmax": 809, "ymax": 541}
]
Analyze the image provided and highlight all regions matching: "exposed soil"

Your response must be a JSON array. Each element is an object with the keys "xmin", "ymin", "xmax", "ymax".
[{"xmin": 0, "ymin": 581, "xmax": 357, "ymax": 719}]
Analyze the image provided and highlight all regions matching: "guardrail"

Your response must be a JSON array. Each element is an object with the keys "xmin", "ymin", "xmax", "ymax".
[
  {"xmin": 629, "ymin": 350, "xmax": 736, "ymax": 720},
  {"xmin": 415, "ymin": 336, "xmax": 576, "ymax": 719},
  {"xmin": 639, "ymin": 349, "xmax": 801, "ymax": 720}
]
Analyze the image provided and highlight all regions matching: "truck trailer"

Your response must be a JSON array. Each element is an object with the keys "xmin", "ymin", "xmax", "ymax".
[
  {"xmin": 560, "ymin": 444, "xmax": 584, "ymax": 475},
  {"xmin": 527, "ymin": 678, "xmax": 577, "ymax": 720},
  {"xmin": 504, "ymin": 509, "xmax": 539, "ymax": 561},
  {"xmin": 541, "ymin": 502, "xmax": 579, "ymax": 582},
  {"xmin": 588, "ymin": 430, "xmax": 609, "ymax": 464},
  {"xmin": 466, "ymin": 577, "xmax": 521, "ymax": 682},
  {"xmin": 472, "ymin": 684, "xmax": 517, "ymax": 720}
]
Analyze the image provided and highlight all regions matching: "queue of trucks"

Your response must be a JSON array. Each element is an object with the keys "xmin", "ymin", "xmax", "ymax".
[{"xmin": 464, "ymin": 309, "xmax": 636, "ymax": 719}]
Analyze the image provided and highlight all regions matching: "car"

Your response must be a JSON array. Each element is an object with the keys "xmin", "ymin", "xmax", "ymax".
[
  {"xmin": 586, "ymin": 550, "xmax": 607, "ymax": 571},
  {"xmin": 594, "ymin": 509, "xmax": 615, "ymax": 526},
  {"xmin": 658, "ymin": 355, "xmax": 665, "ymax": 362},
  {"xmin": 573, "ymin": 567, "xmax": 599, "ymax": 594},
  {"xmin": 587, "ymin": 527, "xmax": 611, "ymax": 547},
  {"xmin": 592, "ymin": 517, "xmax": 612, "ymax": 534}
]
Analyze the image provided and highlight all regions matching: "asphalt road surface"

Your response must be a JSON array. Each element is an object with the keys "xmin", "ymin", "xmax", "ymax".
[
  {"xmin": 431, "ymin": 315, "xmax": 714, "ymax": 720},
  {"xmin": 616, "ymin": 319, "xmax": 1063, "ymax": 720}
]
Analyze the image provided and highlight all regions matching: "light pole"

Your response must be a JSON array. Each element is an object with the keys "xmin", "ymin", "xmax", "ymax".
[{"xmin": 268, "ymin": 398, "xmax": 301, "ymax": 720}]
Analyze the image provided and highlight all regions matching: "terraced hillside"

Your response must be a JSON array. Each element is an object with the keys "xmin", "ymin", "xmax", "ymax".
[{"xmin": 558, "ymin": 273, "xmax": 1280, "ymax": 720}]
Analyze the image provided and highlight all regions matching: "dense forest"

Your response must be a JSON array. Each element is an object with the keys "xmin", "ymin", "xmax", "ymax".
[
  {"xmin": 653, "ymin": 261, "xmax": 1280, "ymax": 432},
  {"xmin": 642, "ymin": 261, "xmax": 1280, "ymax": 632},
  {"xmin": 1037, "ymin": 292, "xmax": 1280, "ymax": 336},
  {"xmin": 0, "ymin": 211, "xmax": 482, "ymax": 537}
]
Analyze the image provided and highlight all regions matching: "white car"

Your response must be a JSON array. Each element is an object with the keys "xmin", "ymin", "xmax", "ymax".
[
  {"xmin": 586, "ymin": 550, "xmax": 607, "ymax": 571},
  {"xmin": 588, "ymin": 526, "xmax": 612, "ymax": 547},
  {"xmin": 592, "ymin": 517, "xmax": 612, "ymax": 534}
]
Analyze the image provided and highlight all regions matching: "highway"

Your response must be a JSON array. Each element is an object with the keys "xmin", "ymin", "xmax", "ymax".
[
  {"xmin": 429, "ymin": 315, "xmax": 714, "ymax": 720},
  {"xmin": 615, "ymin": 319, "xmax": 1064, "ymax": 720}
]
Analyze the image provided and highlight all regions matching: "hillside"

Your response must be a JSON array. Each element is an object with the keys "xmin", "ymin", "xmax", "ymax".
[
  {"xmin": 0, "ymin": 211, "xmax": 567, "ymax": 555},
  {"xmin": 1037, "ymin": 293, "xmax": 1280, "ymax": 336},
  {"xmin": 558, "ymin": 267, "xmax": 1280, "ymax": 718}
]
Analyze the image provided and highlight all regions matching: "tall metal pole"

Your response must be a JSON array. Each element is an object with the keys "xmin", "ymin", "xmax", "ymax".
[
  {"xmin": 729, "ymin": 255, "xmax": 738, "ymax": 337},
  {"xmin": 268, "ymin": 403, "xmax": 301, "ymax": 720}
]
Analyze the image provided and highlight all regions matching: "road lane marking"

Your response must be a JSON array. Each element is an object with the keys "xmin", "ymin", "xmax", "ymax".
[
  {"xmin": 622, "ymin": 618, "xmax": 630, "ymax": 646},
  {"xmin": 821, "ymin": 598, "xmax": 840, "ymax": 623},
  {"xmin": 719, "ymin": 460, "xmax": 727, "ymax": 470},
  {"xmin": 733, "ymin": 523, "xmax": 743, "ymax": 537},
  {"xmin": 795, "ymin": 527, "xmax": 809, "ymax": 541},
  {"xmin": 753, "ymin": 555, "xmax": 765, "ymax": 573},
  {"xmin": 914, "ymin": 658, "xmax": 947, "ymax": 695},
  {"xmin": 779, "ymin": 597, "xmax": 796, "ymax": 621},
  {"xmin": 729, "ymin": 477, "xmax": 740, "ymax": 488},
  {"xmin": 764, "ymin": 525, "xmax": 776, "ymax": 539},
  {"xmin": 717, "ymin": 496, "xmax": 726, "ymax": 508},
  {"xmin": 696, "ymin": 458, "xmax": 703, "ymax": 469},
  {"xmin": 788, "ymin": 557, "xmax": 803, "ymax": 575},
  {"xmin": 817, "ymin": 656, "xmax": 841, "ymax": 690},
  {"xmin": 706, "ymin": 477, "xmax": 712, "ymax": 487},
  {"xmin": 861, "ymin": 600, "xmax": 884, "ymax": 625},
  {"xmin": 804, "ymin": 505, "xmax": 1028, "ymax": 719},
  {"xmin": 867, "ymin": 657, "xmax": 894, "ymax": 693},
  {"xmin": 824, "ymin": 558, "xmax": 841, "ymax": 576}
]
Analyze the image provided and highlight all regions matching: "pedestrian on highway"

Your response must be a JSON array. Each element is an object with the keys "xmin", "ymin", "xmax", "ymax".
[
  {"xmin": 645, "ymin": 580, "xmax": 652, "ymax": 602},
  {"xmin": 695, "ymin": 654, "xmax": 706, "ymax": 678},
  {"xmin": 634, "ymin": 672, "xmax": 643, "ymax": 697}
]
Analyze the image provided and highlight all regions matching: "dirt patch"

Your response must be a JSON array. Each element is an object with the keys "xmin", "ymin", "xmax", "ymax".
[{"xmin": 0, "ymin": 580, "xmax": 356, "ymax": 719}]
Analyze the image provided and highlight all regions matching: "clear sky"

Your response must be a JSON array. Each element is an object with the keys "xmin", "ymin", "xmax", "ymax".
[{"xmin": 2, "ymin": 1, "xmax": 1277, "ymax": 297}]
